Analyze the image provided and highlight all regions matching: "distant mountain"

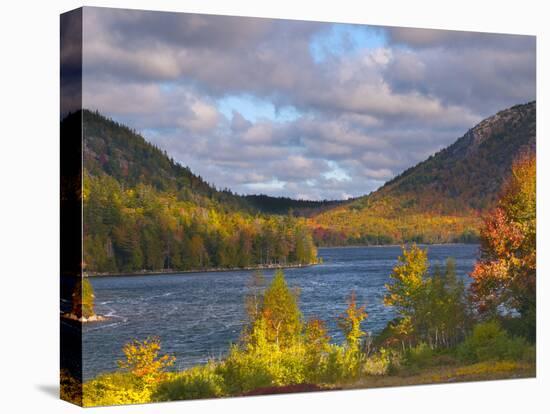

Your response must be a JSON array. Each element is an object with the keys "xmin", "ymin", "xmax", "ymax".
[{"xmin": 311, "ymin": 102, "xmax": 536, "ymax": 245}]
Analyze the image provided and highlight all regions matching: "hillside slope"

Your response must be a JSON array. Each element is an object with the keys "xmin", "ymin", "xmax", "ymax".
[
  {"xmin": 83, "ymin": 110, "xmax": 252, "ymax": 213},
  {"xmin": 77, "ymin": 110, "xmax": 318, "ymax": 273},
  {"xmin": 83, "ymin": 110, "xmax": 340, "ymax": 215},
  {"xmin": 311, "ymin": 102, "xmax": 536, "ymax": 245}
]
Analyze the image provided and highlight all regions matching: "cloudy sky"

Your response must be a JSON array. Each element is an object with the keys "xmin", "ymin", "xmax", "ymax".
[{"xmin": 81, "ymin": 7, "xmax": 535, "ymax": 200}]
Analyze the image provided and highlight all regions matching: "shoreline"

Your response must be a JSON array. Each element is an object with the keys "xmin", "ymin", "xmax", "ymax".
[
  {"xmin": 317, "ymin": 242, "xmax": 480, "ymax": 249},
  {"xmin": 61, "ymin": 312, "xmax": 109, "ymax": 323},
  {"xmin": 84, "ymin": 242, "xmax": 480, "ymax": 278},
  {"xmin": 84, "ymin": 261, "xmax": 318, "ymax": 278}
]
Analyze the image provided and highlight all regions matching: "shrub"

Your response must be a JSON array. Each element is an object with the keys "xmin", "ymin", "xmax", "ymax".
[
  {"xmin": 319, "ymin": 345, "xmax": 364, "ymax": 383},
  {"xmin": 403, "ymin": 343, "xmax": 434, "ymax": 369},
  {"xmin": 217, "ymin": 340, "xmax": 308, "ymax": 395},
  {"xmin": 320, "ymin": 345, "xmax": 346, "ymax": 383},
  {"xmin": 457, "ymin": 321, "xmax": 529, "ymax": 363},
  {"xmin": 363, "ymin": 348, "xmax": 394, "ymax": 376},
  {"xmin": 60, "ymin": 369, "xmax": 82, "ymax": 405},
  {"xmin": 82, "ymin": 372, "xmax": 151, "ymax": 407},
  {"xmin": 152, "ymin": 364, "xmax": 225, "ymax": 401},
  {"xmin": 217, "ymin": 345, "xmax": 273, "ymax": 394},
  {"xmin": 118, "ymin": 337, "xmax": 175, "ymax": 384},
  {"xmin": 337, "ymin": 291, "xmax": 368, "ymax": 351}
]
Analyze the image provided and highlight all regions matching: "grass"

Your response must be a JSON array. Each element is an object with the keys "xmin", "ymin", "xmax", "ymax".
[
  {"xmin": 74, "ymin": 352, "xmax": 535, "ymax": 407},
  {"xmin": 338, "ymin": 360, "xmax": 535, "ymax": 390}
]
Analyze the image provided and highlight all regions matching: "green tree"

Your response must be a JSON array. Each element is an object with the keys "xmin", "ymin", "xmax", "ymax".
[
  {"xmin": 384, "ymin": 246, "xmax": 468, "ymax": 348},
  {"xmin": 260, "ymin": 270, "xmax": 302, "ymax": 347},
  {"xmin": 384, "ymin": 244, "xmax": 429, "ymax": 322},
  {"xmin": 425, "ymin": 259, "xmax": 468, "ymax": 347},
  {"xmin": 72, "ymin": 278, "xmax": 95, "ymax": 318}
]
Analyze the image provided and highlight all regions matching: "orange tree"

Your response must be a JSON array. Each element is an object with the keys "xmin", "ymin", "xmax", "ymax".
[
  {"xmin": 470, "ymin": 153, "xmax": 536, "ymax": 340},
  {"xmin": 118, "ymin": 337, "xmax": 175, "ymax": 384}
]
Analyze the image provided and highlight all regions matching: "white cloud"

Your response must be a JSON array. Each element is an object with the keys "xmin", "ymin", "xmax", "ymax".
[{"xmin": 81, "ymin": 7, "xmax": 535, "ymax": 200}]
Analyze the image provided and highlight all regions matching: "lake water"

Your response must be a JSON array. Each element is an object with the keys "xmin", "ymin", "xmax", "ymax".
[{"xmin": 82, "ymin": 244, "xmax": 479, "ymax": 380}]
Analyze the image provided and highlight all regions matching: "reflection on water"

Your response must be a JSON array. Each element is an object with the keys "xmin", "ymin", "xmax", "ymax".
[{"xmin": 83, "ymin": 244, "xmax": 479, "ymax": 380}]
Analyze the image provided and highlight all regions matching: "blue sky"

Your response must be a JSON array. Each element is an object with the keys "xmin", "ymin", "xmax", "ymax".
[
  {"xmin": 216, "ymin": 24, "xmax": 387, "ymax": 124},
  {"xmin": 218, "ymin": 95, "xmax": 301, "ymax": 123},
  {"xmin": 81, "ymin": 8, "xmax": 536, "ymax": 200},
  {"xmin": 310, "ymin": 24, "xmax": 387, "ymax": 63}
]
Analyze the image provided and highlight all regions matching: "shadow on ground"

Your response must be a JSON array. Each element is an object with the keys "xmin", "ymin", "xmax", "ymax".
[{"xmin": 36, "ymin": 384, "xmax": 59, "ymax": 399}]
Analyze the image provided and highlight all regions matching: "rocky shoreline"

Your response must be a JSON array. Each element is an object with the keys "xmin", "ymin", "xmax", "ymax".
[
  {"xmin": 61, "ymin": 313, "xmax": 108, "ymax": 323},
  {"xmin": 84, "ymin": 261, "xmax": 319, "ymax": 278}
]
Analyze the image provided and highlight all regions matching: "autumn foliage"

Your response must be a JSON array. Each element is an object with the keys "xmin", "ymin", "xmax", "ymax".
[
  {"xmin": 470, "ymin": 153, "xmax": 536, "ymax": 338},
  {"xmin": 260, "ymin": 270, "xmax": 303, "ymax": 347},
  {"xmin": 118, "ymin": 337, "xmax": 175, "ymax": 384},
  {"xmin": 338, "ymin": 291, "xmax": 368, "ymax": 352}
]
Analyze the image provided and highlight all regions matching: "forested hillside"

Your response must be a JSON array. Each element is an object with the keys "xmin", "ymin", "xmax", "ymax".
[
  {"xmin": 311, "ymin": 102, "xmax": 536, "ymax": 245},
  {"xmin": 77, "ymin": 101, "xmax": 536, "ymax": 266},
  {"xmin": 243, "ymin": 194, "xmax": 344, "ymax": 216},
  {"xmin": 79, "ymin": 111, "xmax": 318, "ymax": 273}
]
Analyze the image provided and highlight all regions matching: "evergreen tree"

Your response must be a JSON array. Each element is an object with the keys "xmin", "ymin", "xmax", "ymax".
[{"xmin": 260, "ymin": 270, "xmax": 302, "ymax": 347}]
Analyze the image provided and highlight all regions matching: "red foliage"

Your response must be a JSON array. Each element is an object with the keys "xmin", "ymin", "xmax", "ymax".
[{"xmin": 469, "ymin": 153, "xmax": 536, "ymax": 319}]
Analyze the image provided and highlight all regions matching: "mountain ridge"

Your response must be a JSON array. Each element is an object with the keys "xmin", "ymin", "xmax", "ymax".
[
  {"xmin": 81, "ymin": 109, "xmax": 342, "ymax": 215},
  {"xmin": 77, "ymin": 110, "xmax": 320, "ymax": 273},
  {"xmin": 75, "ymin": 100, "xmax": 535, "ymax": 250},
  {"xmin": 310, "ymin": 101, "xmax": 536, "ymax": 245},
  {"xmin": 371, "ymin": 101, "xmax": 536, "ymax": 213}
]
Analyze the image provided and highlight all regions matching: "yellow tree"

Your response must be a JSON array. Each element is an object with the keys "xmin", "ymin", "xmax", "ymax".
[
  {"xmin": 118, "ymin": 337, "xmax": 175, "ymax": 384},
  {"xmin": 337, "ymin": 291, "xmax": 368, "ymax": 352},
  {"xmin": 384, "ymin": 244, "xmax": 430, "ymax": 345},
  {"xmin": 261, "ymin": 270, "xmax": 302, "ymax": 347},
  {"xmin": 384, "ymin": 245, "xmax": 429, "ymax": 314}
]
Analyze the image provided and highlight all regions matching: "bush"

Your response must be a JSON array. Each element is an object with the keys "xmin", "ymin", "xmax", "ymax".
[
  {"xmin": 152, "ymin": 364, "xmax": 225, "ymax": 401},
  {"xmin": 118, "ymin": 337, "xmax": 175, "ymax": 384},
  {"xmin": 82, "ymin": 372, "xmax": 151, "ymax": 407},
  {"xmin": 402, "ymin": 343, "xmax": 434, "ymax": 369},
  {"xmin": 363, "ymin": 348, "xmax": 394, "ymax": 376},
  {"xmin": 217, "ymin": 342, "xmax": 308, "ymax": 394},
  {"xmin": 320, "ymin": 345, "xmax": 364, "ymax": 383},
  {"xmin": 60, "ymin": 369, "xmax": 82, "ymax": 405},
  {"xmin": 500, "ymin": 314, "xmax": 536, "ymax": 343},
  {"xmin": 457, "ymin": 321, "xmax": 530, "ymax": 363},
  {"xmin": 217, "ymin": 345, "xmax": 273, "ymax": 394}
]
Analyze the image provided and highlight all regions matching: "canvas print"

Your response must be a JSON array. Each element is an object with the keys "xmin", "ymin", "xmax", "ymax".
[{"xmin": 60, "ymin": 6, "xmax": 536, "ymax": 407}]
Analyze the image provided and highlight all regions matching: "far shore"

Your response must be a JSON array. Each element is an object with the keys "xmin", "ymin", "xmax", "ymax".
[
  {"xmin": 84, "ymin": 261, "xmax": 319, "ymax": 278},
  {"xmin": 84, "ymin": 242, "xmax": 480, "ymax": 278},
  {"xmin": 317, "ymin": 241, "xmax": 480, "ymax": 249}
]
